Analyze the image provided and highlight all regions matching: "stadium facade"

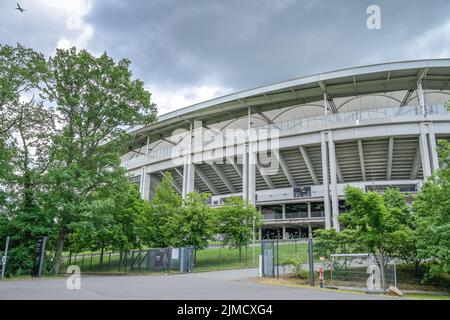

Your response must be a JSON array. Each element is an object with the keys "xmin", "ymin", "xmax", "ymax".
[{"xmin": 121, "ymin": 59, "xmax": 450, "ymax": 239}]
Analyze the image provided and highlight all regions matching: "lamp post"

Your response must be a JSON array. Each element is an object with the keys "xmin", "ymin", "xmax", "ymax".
[{"xmin": 252, "ymin": 216, "xmax": 256, "ymax": 267}]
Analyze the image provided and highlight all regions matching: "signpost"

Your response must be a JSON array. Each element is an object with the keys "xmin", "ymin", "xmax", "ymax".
[
  {"xmin": 32, "ymin": 236, "xmax": 48, "ymax": 277},
  {"xmin": 1, "ymin": 236, "xmax": 10, "ymax": 279}
]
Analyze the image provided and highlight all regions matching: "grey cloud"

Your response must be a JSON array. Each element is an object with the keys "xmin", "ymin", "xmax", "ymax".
[{"xmin": 2, "ymin": 0, "xmax": 450, "ymax": 100}]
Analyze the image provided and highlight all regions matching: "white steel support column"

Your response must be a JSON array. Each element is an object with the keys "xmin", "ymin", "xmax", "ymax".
[
  {"xmin": 182, "ymin": 159, "xmax": 195, "ymax": 198},
  {"xmin": 182, "ymin": 122, "xmax": 195, "ymax": 198},
  {"xmin": 417, "ymin": 80, "xmax": 426, "ymax": 116},
  {"xmin": 387, "ymin": 137, "xmax": 394, "ymax": 180},
  {"xmin": 140, "ymin": 166, "xmax": 150, "ymax": 201},
  {"xmin": 307, "ymin": 202, "xmax": 311, "ymax": 218},
  {"xmin": 419, "ymin": 123, "xmax": 432, "ymax": 178},
  {"xmin": 244, "ymin": 106, "xmax": 256, "ymax": 206},
  {"xmin": 320, "ymin": 131, "xmax": 331, "ymax": 230},
  {"xmin": 282, "ymin": 225, "xmax": 287, "ymax": 240},
  {"xmin": 308, "ymin": 224, "xmax": 313, "ymax": 239},
  {"xmin": 328, "ymin": 131, "xmax": 340, "ymax": 232},
  {"xmin": 243, "ymin": 145, "xmax": 256, "ymax": 205},
  {"xmin": 427, "ymin": 124, "xmax": 440, "ymax": 172},
  {"xmin": 243, "ymin": 143, "xmax": 249, "ymax": 203},
  {"xmin": 140, "ymin": 136, "xmax": 151, "ymax": 201},
  {"xmin": 282, "ymin": 204, "xmax": 286, "ymax": 219},
  {"xmin": 248, "ymin": 145, "xmax": 256, "ymax": 206}
]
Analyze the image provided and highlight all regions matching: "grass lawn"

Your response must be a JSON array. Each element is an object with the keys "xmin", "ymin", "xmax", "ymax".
[{"xmin": 57, "ymin": 242, "xmax": 310, "ymax": 274}]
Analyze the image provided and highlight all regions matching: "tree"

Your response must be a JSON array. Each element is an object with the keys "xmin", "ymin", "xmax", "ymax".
[
  {"xmin": 137, "ymin": 173, "xmax": 182, "ymax": 248},
  {"xmin": 330, "ymin": 186, "xmax": 410, "ymax": 290},
  {"xmin": 69, "ymin": 182, "xmax": 148, "ymax": 257},
  {"xmin": 41, "ymin": 47, "xmax": 157, "ymax": 274},
  {"xmin": 177, "ymin": 192, "xmax": 215, "ymax": 249},
  {"xmin": 383, "ymin": 187, "xmax": 423, "ymax": 281},
  {"xmin": 412, "ymin": 138, "xmax": 450, "ymax": 280},
  {"xmin": 0, "ymin": 44, "xmax": 47, "ymax": 135},
  {"xmin": 216, "ymin": 197, "xmax": 261, "ymax": 261},
  {"xmin": 0, "ymin": 45, "xmax": 54, "ymax": 276}
]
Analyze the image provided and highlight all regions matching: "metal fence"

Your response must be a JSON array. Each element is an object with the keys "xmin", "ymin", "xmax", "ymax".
[
  {"xmin": 260, "ymin": 239, "xmax": 312, "ymax": 279},
  {"xmin": 60, "ymin": 246, "xmax": 195, "ymax": 274},
  {"xmin": 327, "ymin": 253, "xmax": 397, "ymax": 292}
]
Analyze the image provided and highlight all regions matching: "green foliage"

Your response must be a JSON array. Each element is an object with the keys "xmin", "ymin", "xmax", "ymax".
[
  {"xmin": 313, "ymin": 228, "xmax": 353, "ymax": 259},
  {"xmin": 280, "ymin": 257, "xmax": 309, "ymax": 279},
  {"xmin": 215, "ymin": 197, "xmax": 261, "ymax": 249},
  {"xmin": 68, "ymin": 182, "xmax": 147, "ymax": 254},
  {"xmin": 412, "ymin": 138, "xmax": 450, "ymax": 280},
  {"xmin": 338, "ymin": 186, "xmax": 410, "ymax": 257},
  {"xmin": 0, "ymin": 44, "xmax": 47, "ymax": 135},
  {"xmin": 0, "ymin": 44, "xmax": 157, "ymax": 275},
  {"xmin": 39, "ymin": 47, "xmax": 157, "ymax": 273},
  {"xmin": 177, "ymin": 192, "xmax": 215, "ymax": 249},
  {"xmin": 136, "ymin": 173, "xmax": 182, "ymax": 248}
]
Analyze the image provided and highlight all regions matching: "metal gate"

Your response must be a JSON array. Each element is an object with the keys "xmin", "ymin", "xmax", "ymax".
[
  {"xmin": 179, "ymin": 246, "xmax": 195, "ymax": 273},
  {"xmin": 261, "ymin": 240, "xmax": 279, "ymax": 277}
]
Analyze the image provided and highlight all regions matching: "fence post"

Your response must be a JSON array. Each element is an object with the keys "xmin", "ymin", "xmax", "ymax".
[
  {"xmin": 123, "ymin": 251, "xmax": 128, "ymax": 272},
  {"xmin": 219, "ymin": 246, "xmax": 222, "ymax": 270},
  {"xmin": 138, "ymin": 251, "xmax": 142, "ymax": 273},
  {"xmin": 245, "ymin": 246, "xmax": 248, "ymax": 268},
  {"xmin": 90, "ymin": 254, "xmax": 93, "ymax": 272},
  {"xmin": 118, "ymin": 252, "xmax": 121, "ymax": 271},
  {"xmin": 394, "ymin": 260, "xmax": 397, "ymax": 288},
  {"xmin": 308, "ymin": 238, "xmax": 314, "ymax": 287},
  {"xmin": 81, "ymin": 254, "xmax": 85, "ymax": 271},
  {"xmin": 276, "ymin": 239, "xmax": 279, "ymax": 279},
  {"xmin": 108, "ymin": 252, "xmax": 111, "ymax": 270}
]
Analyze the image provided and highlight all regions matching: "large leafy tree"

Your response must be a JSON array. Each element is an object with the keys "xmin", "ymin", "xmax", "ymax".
[
  {"xmin": 137, "ymin": 173, "xmax": 182, "ymax": 248},
  {"xmin": 69, "ymin": 182, "xmax": 148, "ymax": 256},
  {"xmin": 176, "ymin": 192, "xmax": 216, "ymax": 249},
  {"xmin": 0, "ymin": 45, "xmax": 53, "ymax": 275},
  {"xmin": 320, "ymin": 186, "xmax": 411, "ymax": 289},
  {"xmin": 215, "ymin": 197, "xmax": 261, "ymax": 261},
  {"xmin": 40, "ymin": 47, "xmax": 157, "ymax": 274},
  {"xmin": 413, "ymin": 136, "xmax": 450, "ymax": 280},
  {"xmin": 0, "ymin": 44, "xmax": 47, "ymax": 135}
]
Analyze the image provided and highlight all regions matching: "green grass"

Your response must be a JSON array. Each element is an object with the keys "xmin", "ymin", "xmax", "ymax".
[{"xmin": 58, "ymin": 242, "xmax": 310, "ymax": 274}]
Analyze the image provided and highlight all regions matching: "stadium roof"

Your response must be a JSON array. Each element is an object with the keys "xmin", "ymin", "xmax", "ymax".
[{"xmin": 126, "ymin": 58, "xmax": 450, "ymax": 150}]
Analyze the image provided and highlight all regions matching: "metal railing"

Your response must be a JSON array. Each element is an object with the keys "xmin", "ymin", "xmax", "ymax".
[{"xmin": 122, "ymin": 104, "xmax": 450, "ymax": 169}]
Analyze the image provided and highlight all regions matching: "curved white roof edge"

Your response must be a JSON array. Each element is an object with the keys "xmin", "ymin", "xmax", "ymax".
[
  {"xmin": 126, "ymin": 58, "xmax": 450, "ymax": 136},
  {"xmin": 159, "ymin": 58, "xmax": 450, "ymax": 120}
]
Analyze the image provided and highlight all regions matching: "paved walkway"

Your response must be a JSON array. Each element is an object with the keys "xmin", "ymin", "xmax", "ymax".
[{"xmin": 0, "ymin": 268, "xmax": 397, "ymax": 300}]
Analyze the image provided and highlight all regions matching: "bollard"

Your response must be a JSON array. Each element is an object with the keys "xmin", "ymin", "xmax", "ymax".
[{"xmin": 319, "ymin": 266, "xmax": 324, "ymax": 288}]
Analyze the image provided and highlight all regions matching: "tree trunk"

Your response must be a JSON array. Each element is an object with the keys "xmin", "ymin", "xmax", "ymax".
[
  {"xmin": 194, "ymin": 247, "xmax": 197, "ymax": 264},
  {"xmin": 100, "ymin": 245, "xmax": 104, "ymax": 269},
  {"xmin": 414, "ymin": 261, "xmax": 421, "ymax": 283},
  {"xmin": 239, "ymin": 246, "xmax": 242, "ymax": 264},
  {"xmin": 379, "ymin": 253, "xmax": 386, "ymax": 291},
  {"xmin": 53, "ymin": 229, "xmax": 66, "ymax": 275}
]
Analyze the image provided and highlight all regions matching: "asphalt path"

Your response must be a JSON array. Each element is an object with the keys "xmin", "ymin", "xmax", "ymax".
[{"xmin": 0, "ymin": 268, "xmax": 397, "ymax": 300}]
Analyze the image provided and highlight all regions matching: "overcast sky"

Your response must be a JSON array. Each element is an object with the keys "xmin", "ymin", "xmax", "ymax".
[{"xmin": 1, "ymin": 0, "xmax": 450, "ymax": 115}]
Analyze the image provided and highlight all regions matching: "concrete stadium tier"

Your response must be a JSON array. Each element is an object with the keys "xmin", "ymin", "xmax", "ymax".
[{"xmin": 120, "ymin": 59, "xmax": 450, "ymax": 239}]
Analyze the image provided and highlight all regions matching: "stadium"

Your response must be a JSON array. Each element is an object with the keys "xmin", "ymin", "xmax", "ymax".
[{"xmin": 120, "ymin": 59, "xmax": 450, "ymax": 240}]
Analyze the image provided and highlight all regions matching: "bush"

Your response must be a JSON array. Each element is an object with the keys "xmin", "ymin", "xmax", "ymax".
[{"xmin": 281, "ymin": 257, "xmax": 309, "ymax": 279}]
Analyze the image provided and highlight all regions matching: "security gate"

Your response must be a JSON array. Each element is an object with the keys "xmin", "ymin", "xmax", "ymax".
[
  {"xmin": 179, "ymin": 246, "xmax": 195, "ymax": 273},
  {"xmin": 261, "ymin": 240, "xmax": 279, "ymax": 277}
]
